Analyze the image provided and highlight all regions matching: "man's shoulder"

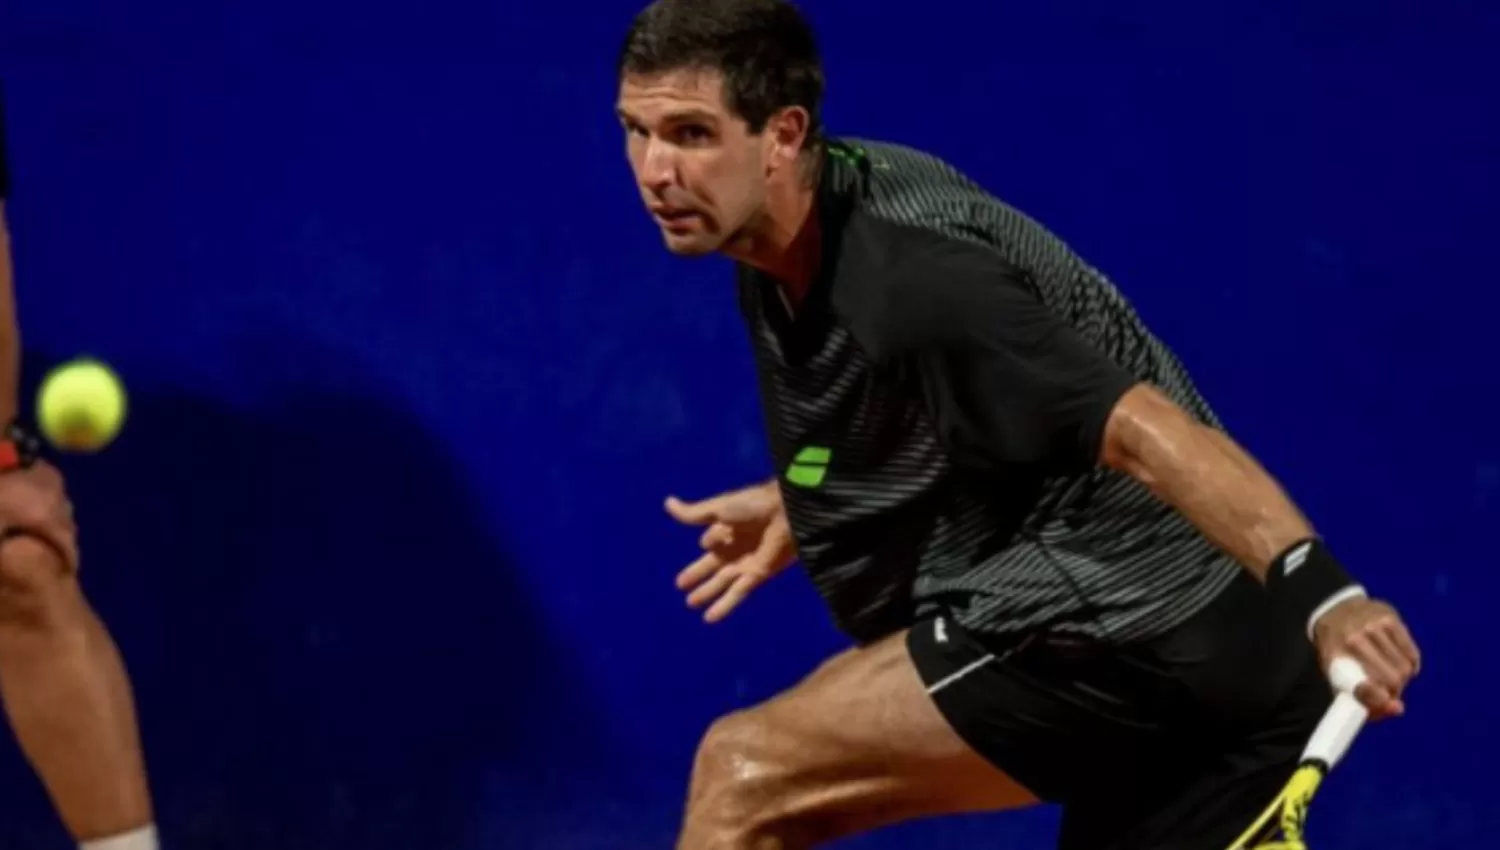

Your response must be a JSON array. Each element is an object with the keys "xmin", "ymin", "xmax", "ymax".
[
  {"xmin": 827, "ymin": 136, "xmax": 1086, "ymax": 288},
  {"xmin": 829, "ymin": 137, "xmax": 995, "ymax": 209},
  {"xmin": 831, "ymin": 212, "xmax": 1034, "ymax": 361},
  {"xmin": 831, "ymin": 137, "xmax": 972, "ymax": 177},
  {"xmin": 821, "ymin": 136, "xmax": 1013, "ymax": 289}
]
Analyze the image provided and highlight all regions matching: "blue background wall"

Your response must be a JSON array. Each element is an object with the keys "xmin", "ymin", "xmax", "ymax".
[{"xmin": 0, "ymin": 1, "xmax": 1495, "ymax": 847}]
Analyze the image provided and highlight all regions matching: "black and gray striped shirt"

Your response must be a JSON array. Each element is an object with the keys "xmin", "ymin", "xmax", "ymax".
[{"xmin": 738, "ymin": 138, "xmax": 1240, "ymax": 646}]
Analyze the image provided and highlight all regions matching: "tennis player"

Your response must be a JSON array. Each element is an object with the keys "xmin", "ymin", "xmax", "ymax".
[
  {"xmin": 616, "ymin": 1, "xmax": 1422, "ymax": 847},
  {"xmin": 0, "ymin": 85, "xmax": 159, "ymax": 850}
]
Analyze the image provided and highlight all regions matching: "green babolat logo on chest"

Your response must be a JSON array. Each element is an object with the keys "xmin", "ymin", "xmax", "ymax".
[{"xmin": 786, "ymin": 446, "xmax": 832, "ymax": 488}]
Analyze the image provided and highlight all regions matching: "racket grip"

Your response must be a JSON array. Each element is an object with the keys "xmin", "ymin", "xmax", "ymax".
[{"xmin": 1300, "ymin": 656, "xmax": 1369, "ymax": 769}]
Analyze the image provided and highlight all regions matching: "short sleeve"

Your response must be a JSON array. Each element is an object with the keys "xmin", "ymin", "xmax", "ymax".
[{"xmin": 893, "ymin": 244, "xmax": 1140, "ymax": 475}]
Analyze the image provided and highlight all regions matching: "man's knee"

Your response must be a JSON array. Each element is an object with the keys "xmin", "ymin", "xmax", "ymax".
[
  {"xmin": 687, "ymin": 708, "xmax": 797, "ymax": 841},
  {"xmin": 691, "ymin": 709, "xmax": 780, "ymax": 797}
]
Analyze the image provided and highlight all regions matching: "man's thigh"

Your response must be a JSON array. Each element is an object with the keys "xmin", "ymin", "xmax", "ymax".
[
  {"xmin": 691, "ymin": 627, "xmax": 1036, "ymax": 841},
  {"xmin": 905, "ymin": 612, "xmax": 1150, "ymax": 805}
]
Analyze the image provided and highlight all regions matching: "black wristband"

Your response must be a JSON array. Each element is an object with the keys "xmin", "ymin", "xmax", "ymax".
[
  {"xmin": 0, "ymin": 420, "xmax": 41, "ymax": 472},
  {"xmin": 0, "ymin": 82, "xmax": 9, "ymax": 200},
  {"xmin": 1265, "ymin": 537, "xmax": 1365, "ymax": 638}
]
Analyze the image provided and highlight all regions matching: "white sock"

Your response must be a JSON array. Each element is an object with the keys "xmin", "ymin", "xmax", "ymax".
[{"xmin": 80, "ymin": 824, "xmax": 159, "ymax": 850}]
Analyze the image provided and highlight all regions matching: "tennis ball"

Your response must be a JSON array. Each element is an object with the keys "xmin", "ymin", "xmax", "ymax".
[{"xmin": 36, "ymin": 357, "xmax": 128, "ymax": 452}]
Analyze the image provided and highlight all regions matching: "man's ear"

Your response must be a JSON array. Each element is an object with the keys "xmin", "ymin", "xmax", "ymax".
[{"xmin": 765, "ymin": 106, "xmax": 811, "ymax": 171}]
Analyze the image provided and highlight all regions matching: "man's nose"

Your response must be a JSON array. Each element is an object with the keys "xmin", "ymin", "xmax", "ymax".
[{"xmin": 640, "ymin": 139, "xmax": 677, "ymax": 192}]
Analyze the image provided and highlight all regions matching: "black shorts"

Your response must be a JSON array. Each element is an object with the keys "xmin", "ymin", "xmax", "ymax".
[{"xmin": 908, "ymin": 570, "xmax": 1331, "ymax": 850}]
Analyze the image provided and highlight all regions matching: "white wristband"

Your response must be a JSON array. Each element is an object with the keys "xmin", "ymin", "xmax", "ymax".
[
  {"xmin": 1306, "ymin": 585, "xmax": 1367, "ymax": 640},
  {"xmin": 81, "ymin": 825, "xmax": 159, "ymax": 850}
]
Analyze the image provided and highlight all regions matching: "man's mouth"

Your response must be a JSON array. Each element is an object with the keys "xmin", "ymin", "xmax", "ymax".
[{"xmin": 652, "ymin": 206, "xmax": 700, "ymax": 230}]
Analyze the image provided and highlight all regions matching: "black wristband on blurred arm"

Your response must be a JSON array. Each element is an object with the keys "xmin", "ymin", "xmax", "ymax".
[
  {"xmin": 1265, "ymin": 537, "xmax": 1366, "ymax": 640},
  {"xmin": 0, "ymin": 421, "xmax": 41, "ymax": 472}
]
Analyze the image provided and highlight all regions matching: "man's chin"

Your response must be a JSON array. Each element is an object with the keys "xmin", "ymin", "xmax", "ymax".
[{"xmin": 660, "ymin": 230, "xmax": 721, "ymax": 257}]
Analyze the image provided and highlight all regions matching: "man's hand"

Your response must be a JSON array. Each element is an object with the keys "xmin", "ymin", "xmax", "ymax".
[
  {"xmin": 0, "ymin": 461, "xmax": 79, "ymax": 576},
  {"xmin": 1313, "ymin": 596, "xmax": 1420, "ymax": 721},
  {"xmin": 665, "ymin": 480, "xmax": 796, "ymax": 623}
]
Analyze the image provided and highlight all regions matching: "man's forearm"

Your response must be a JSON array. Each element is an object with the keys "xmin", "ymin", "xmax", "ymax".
[
  {"xmin": 1102, "ymin": 384, "xmax": 1314, "ymax": 578},
  {"xmin": 0, "ymin": 205, "xmax": 20, "ymax": 422},
  {"xmin": 1, "ymin": 81, "xmax": 17, "ymax": 418}
]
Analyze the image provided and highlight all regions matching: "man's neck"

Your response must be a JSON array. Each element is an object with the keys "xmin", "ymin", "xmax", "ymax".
[{"xmin": 725, "ymin": 155, "xmax": 823, "ymax": 305}]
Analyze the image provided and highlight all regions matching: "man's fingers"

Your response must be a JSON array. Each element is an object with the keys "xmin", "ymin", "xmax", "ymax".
[
  {"xmin": 1353, "ymin": 680, "xmax": 1400, "ymax": 716},
  {"xmin": 713, "ymin": 497, "xmax": 769, "ymax": 525},
  {"xmin": 0, "ymin": 464, "xmax": 79, "ymax": 573},
  {"xmin": 665, "ymin": 495, "xmax": 720, "ymax": 526},
  {"xmin": 1370, "ymin": 628, "xmax": 1417, "ymax": 684},
  {"xmin": 699, "ymin": 522, "xmax": 733, "ymax": 551},
  {"xmin": 704, "ymin": 574, "xmax": 759, "ymax": 623},
  {"xmin": 1387, "ymin": 620, "xmax": 1422, "ymax": 676},
  {"xmin": 686, "ymin": 569, "xmax": 735, "ymax": 610},
  {"xmin": 1355, "ymin": 630, "xmax": 1411, "ymax": 692},
  {"xmin": 675, "ymin": 551, "xmax": 724, "ymax": 591},
  {"xmin": 1357, "ymin": 686, "xmax": 1404, "ymax": 720},
  {"xmin": 1347, "ymin": 635, "xmax": 1405, "ymax": 711},
  {"xmin": 0, "ymin": 464, "xmax": 65, "ymax": 528},
  {"xmin": 1363, "ymin": 627, "xmax": 1417, "ymax": 719}
]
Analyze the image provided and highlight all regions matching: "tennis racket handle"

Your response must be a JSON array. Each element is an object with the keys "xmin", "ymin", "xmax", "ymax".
[
  {"xmin": 1300, "ymin": 657, "xmax": 1370, "ymax": 768},
  {"xmin": 1327, "ymin": 656, "xmax": 1367, "ymax": 694}
]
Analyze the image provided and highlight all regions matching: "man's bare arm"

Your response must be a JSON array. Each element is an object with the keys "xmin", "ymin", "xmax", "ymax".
[
  {"xmin": 0, "ymin": 84, "xmax": 16, "ymax": 418},
  {"xmin": 1099, "ymin": 383, "xmax": 1313, "ymax": 579},
  {"xmin": 0, "ymin": 204, "xmax": 21, "ymax": 420},
  {"xmin": 0, "ymin": 95, "xmax": 160, "ymax": 845}
]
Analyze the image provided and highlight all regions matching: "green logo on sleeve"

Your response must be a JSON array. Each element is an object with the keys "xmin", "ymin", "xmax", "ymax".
[{"xmin": 786, "ymin": 446, "xmax": 832, "ymax": 488}]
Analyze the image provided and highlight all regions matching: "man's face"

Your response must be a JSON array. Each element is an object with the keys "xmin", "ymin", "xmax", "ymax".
[{"xmin": 617, "ymin": 68, "xmax": 772, "ymax": 256}]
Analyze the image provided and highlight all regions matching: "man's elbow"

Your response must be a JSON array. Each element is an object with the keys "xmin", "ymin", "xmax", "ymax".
[{"xmin": 1097, "ymin": 383, "xmax": 1203, "ymax": 484}]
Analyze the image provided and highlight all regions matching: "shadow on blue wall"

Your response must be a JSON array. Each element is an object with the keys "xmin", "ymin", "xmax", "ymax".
[{"xmin": 1, "ymin": 334, "xmax": 603, "ymax": 849}]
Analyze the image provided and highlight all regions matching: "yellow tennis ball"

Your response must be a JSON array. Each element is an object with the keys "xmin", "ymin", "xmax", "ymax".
[{"xmin": 36, "ymin": 358, "xmax": 128, "ymax": 452}]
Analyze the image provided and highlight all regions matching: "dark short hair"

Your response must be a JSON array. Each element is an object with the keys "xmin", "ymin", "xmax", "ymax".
[{"xmin": 618, "ymin": 0, "xmax": 824, "ymax": 140}]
